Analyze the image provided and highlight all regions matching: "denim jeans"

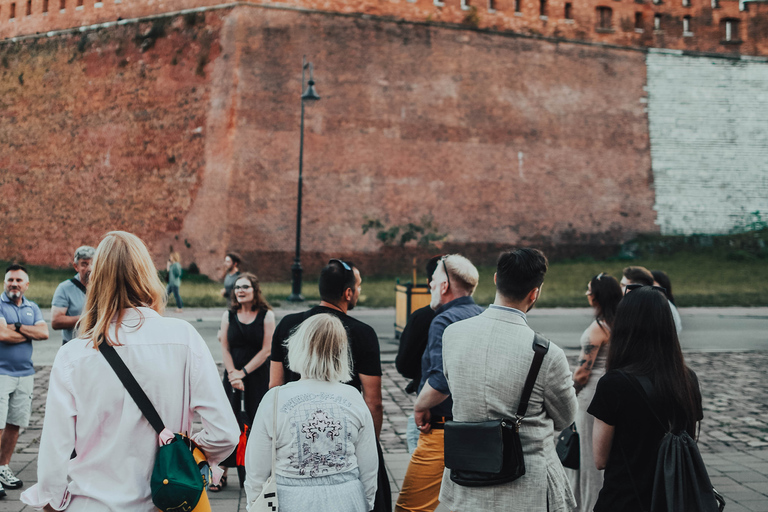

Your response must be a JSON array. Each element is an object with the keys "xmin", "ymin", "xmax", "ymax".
[{"xmin": 166, "ymin": 284, "xmax": 183, "ymax": 308}]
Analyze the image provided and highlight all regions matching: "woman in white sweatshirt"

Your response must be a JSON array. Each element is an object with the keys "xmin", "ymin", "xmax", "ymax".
[{"xmin": 245, "ymin": 313, "xmax": 378, "ymax": 512}]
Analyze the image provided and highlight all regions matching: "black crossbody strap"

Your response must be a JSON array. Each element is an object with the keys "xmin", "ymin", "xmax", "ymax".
[
  {"xmin": 516, "ymin": 333, "xmax": 550, "ymax": 418},
  {"xmin": 100, "ymin": 341, "xmax": 166, "ymax": 435},
  {"xmin": 69, "ymin": 278, "xmax": 87, "ymax": 294}
]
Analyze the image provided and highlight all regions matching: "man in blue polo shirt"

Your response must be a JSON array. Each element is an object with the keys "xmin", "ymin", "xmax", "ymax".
[
  {"xmin": 51, "ymin": 246, "xmax": 95, "ymax": 344},
  {"xmin": 0, "ymin": 264, "xmax": 49, "ymax": 496}
]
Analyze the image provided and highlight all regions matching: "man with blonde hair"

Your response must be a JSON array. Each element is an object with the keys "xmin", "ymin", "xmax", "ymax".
[{"xmin": 395, "ymin": 254, "xmax": 484, "ymax": 512}]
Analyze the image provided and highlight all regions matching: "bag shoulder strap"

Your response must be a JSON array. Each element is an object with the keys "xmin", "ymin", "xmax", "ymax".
[
  {"xmin": 271, "ymin": 386, "xmax": 280, "ymax": 474},
  {"xmin": 617, "ymin": 370, "xmax": 670, "ymax": 433},
  {"xmin": 100, "ymin": 342, "xmax": 166, "ymax": 435},
  {"xmin": 69, "ymin": 278, "xmax": 87, "ymax": 294},
  {"xmin": 516, "ymin": 333, "xmax": 550, "ymax": 420}
]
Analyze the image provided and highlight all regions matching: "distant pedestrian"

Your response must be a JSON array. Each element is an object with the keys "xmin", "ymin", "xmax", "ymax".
[
  {"xmin": 245, "ymin": 314, "xmax": 378, "ymax": 512},
  {"xmin": 568, "ymin": 272, "xmax": 622, "ymax": 512},
  {"xmin": 269, "ymin": 259, "xmax": 391, "ymax": 512},
  {"xmin": 395, "ymin": 255, "xmax": 441, "ymax": 453},
  {"xmin": 21, "ymin": 231, "xmax": 239, "ymax": 511},
  {"xmin": 214, "ymin": 272, "xmax": 275, "ymax": 492},
  {"xmin": 395, "ymin": 254, "xmax": 483, "ymax": 512},
  {"xmin": 589, "ymin": 286, "xmax": 702, "ymax": 512},
  {"xmin": 622, "ymin": 266, "xmax": 682, "ymax": 334},
  {"xmin": 51, "ymin": 245, "xmax": 95, "ymax": 345},
  {"xmin": 0, "ymin": 264, "xmax": 49, "ymax": 497},
  {"xmin": 438, "ymin": 249, "xmax": 577, "ymax": 512},
  {"xmin": 220, "ymin": 252, "xmax": 242, "ymax": 306},
  {"xmin": 166, "ymin": 251, "xmax": 184, "ymax": 312},
  {"xmin": 652, "ymin": 269, "xmax": 682, "ymax": 334}
]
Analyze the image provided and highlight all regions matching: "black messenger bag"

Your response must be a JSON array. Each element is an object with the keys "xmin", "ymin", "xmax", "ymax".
[{"xmin": 444, "ymin": 334, "xmax": 550, "ymax": 487}]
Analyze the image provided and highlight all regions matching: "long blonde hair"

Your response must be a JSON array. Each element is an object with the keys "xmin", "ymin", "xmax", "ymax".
[{"xmin": 79, "ymin": 231, "xmax": 166, "ymax": 348}]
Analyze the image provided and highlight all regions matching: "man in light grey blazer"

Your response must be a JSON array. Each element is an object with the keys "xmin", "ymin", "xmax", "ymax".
[{"xmin": 440, "ymin": 248, "xmax": 578, "ymax": 512}]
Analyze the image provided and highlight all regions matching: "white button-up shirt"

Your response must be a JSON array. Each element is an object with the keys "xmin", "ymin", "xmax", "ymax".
[{"xmin": 21, "ymin": 307, "xmax": 239, "ymax": 511}]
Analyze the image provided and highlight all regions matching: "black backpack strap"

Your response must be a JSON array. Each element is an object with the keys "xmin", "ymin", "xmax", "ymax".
[
  {"xmin": 100, "ymin": 341, "xmax": 165, "ymax": 435},
  {"xmin": 69, "ymin": 278, "xmax": 87, "ymax": 294},
  {"xmin": 516, "ymin": 333, "xmax": 550, "ymax": 421}
]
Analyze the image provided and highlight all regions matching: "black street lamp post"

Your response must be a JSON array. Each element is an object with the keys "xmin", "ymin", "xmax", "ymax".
[{"xmin": 288, "ymin": 56, "xmax": 321, "ymax": 302}]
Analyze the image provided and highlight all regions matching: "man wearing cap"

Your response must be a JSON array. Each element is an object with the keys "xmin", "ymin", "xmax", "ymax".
[{"xmin": 51, "ymin": 246, "xmax": 95, "ymax": 345}]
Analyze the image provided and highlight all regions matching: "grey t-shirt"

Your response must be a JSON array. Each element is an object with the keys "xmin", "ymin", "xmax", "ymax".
[
  {"xmin": 51, "ymin": 275, "xmax": 87, "ymax": 344},
  {"xmin": 223, "ymin": 271, "xmax": 241, "ymax": 305}
]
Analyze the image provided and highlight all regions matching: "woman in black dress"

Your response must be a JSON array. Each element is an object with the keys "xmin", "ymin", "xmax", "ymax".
[{"xmin": 212, "ymin": 272, "xmax": 275, "ymax": 491}]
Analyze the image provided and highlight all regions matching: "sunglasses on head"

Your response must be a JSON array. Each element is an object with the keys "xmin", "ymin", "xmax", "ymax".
[
  {"xmin": 440, "ymin": 255, "xmax": 452, "ymax": 290},
  {"xmin": 329, "ymin": 258, "xmax": 351, "ymax": 271},
  {"xmin": 625, "ymin": 283, "xmax": 667, "ymax": 295}
]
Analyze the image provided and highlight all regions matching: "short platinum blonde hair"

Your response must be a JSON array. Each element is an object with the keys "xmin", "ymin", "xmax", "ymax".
[
  {"xmin": 74, "ymin": 246, "xmax": 96, "ymax": 264},
  {"xmin": 443, "ymin": 254, "xmax": 480, "ymax": 295},
  {"xmin": 286, "ymin": 314, "xmax": 353, "ymax": 383}
]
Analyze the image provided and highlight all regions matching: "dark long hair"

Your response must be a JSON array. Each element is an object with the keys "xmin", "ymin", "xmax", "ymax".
[
  {"xmin": 607, "ymin": 287, "xmax": 701, "ymax": 434},
  {"xmin": 651, "ymin": 270, "xmax": 676, "ymax": 305},
  {"xmin": 589, "ymin": 273, "xmax": 622, "ymax": 330},
  {"xmin": 230, "ymin": 272, "xmax": 271, "ymax": 313}
]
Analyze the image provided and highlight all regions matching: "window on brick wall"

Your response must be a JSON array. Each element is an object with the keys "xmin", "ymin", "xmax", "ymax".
[
  {"xmin": 488, "ymin": 0, "xmax": 496, "ymax": 11},
  {"xmin": 722, "ymin": 18, "xmax": 740, "ymax": 42},
  {"xmin": 540, "ymin": 0, "xmax": 547, "ymax": 16},
  {"xmin": 515, "ymin": 0, "xmax": 521, "ymax": 13},
  {"xmin": 635, "ymin": 12, "xmax": 643, "ymax": 30},
  {"xmin": 596, "ymin": 6, "xmax": 613, "ymax": 30},
  {"xmin": 711, "ymin": 0, "xmax": 719, "ymax": 7},
  {"xmin": 10, "ymin": 2, "xmax": 16, "ymax": 18},
  {"xmin": 26, "ymin": 0, "xmax": 31, "ymax": 15},
  {"xmin": 77, "ymin": 0, "xmax": 83, "ymax": 6},
  {"xmin": 43, "ymin": 0, "xmax": 48, "ymax": 12},
  {"xmin": 60, "ymin": 0, "xmax": 65, "ymax": 9},
  {"xmin": 461, "ymin": 0, "xmax": 470, "ymax": 10},
  {"xmin": 683, "ymin": 15, "xmax": 692, "ymax": 34},
  {"xmin": 682, "ymin": 0, "xmax": 690, "ymax": 6},
  {"xmin": 565, "ymin": 2, "xmax": 573, "ymax": 18},
  {"xmin": 654, "ymin": 13, "xmax": 662, "ymax": 29}
]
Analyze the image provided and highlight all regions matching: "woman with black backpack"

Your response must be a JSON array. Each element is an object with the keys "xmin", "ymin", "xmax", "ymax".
[{"xmin": 588, "ymin": 286, "xmax": 703, "ymax": 512}]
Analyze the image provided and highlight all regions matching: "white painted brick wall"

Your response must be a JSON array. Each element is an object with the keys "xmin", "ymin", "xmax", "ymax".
[{"xmin": 646, "ymin": 51, "xmax": 768, "ymax": 235}]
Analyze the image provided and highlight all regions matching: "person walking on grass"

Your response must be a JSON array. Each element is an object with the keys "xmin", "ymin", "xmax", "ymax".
[
  {"xmin": 0, "ymin": 264, "xmax": 49, "ymax": 497},
  {"xmin": 51, "ymin": 246, "xmax": 95, "ymax": 345},
  {"xmin": 166, "ymin": 251, "xmax": 184, "ymax": 313}
]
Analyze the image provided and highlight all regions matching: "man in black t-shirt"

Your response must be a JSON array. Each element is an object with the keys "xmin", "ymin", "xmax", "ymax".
[{"xmin": 269, "ymin": 259, "xmax": 391, "ymax": 512}]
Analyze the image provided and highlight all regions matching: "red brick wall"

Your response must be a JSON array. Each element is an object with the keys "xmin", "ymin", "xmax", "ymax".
[
  {"xmin": 0, "ymin": 14, "xmax": 221, "ymax": 268},
  {"xmin": 1, "ymin": 0, "xmax": 767, "ymax": 56},
  {"xmin": 0, "ymin": 7, "xmax": 657, "ymax": 278}
]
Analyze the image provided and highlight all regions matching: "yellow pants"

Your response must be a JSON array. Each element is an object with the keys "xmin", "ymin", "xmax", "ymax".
[{"xmin": 395, "ymin": 428, "xmax": 445, "ymax": 512}]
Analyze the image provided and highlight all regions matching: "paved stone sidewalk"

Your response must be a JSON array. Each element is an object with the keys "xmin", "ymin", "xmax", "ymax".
[{"xmin": 3, "ymin": 354, "xmax": 768, "ymax": 511}]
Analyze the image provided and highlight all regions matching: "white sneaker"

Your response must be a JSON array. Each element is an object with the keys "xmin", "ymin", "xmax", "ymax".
[
  {"xmin": 0, "ymin": 465, "xmax": 21, "ymax": 489},
  {"xmin": 0, "ymin": 482, "xmax": 5, "ymax": 498}
]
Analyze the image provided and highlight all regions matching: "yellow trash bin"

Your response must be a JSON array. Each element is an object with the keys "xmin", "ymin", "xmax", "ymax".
[{"xmin": 395, "ymin": 282, "xmax": 431, "ymax": 338}]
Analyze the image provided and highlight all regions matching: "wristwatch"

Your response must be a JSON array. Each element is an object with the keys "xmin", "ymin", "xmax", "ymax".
[{"xmin": 14, "ymin": 322, "xmax": 21, "ymax": 332}]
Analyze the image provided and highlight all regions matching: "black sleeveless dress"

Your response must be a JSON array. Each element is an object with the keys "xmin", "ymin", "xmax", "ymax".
[{"xmin": 223, "ymin": 308, "xmax": 270, "ymax": 423}]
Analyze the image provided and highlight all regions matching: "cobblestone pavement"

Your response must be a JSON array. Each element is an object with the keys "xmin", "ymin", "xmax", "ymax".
[{"xmin": 3, "ymin": 353, "xmax": 768, "ymax": 511}]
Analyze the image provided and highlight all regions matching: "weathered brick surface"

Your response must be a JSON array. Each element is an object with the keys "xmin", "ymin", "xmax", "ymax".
[
  {"xmin": 1, "ymin": 0, "xmax": 767, "ymax": 57},
  {"xmin": 1, "ymin": 7, "xmax": 658, "ymax": 277},
  {"xmin": 0, "ymin": 14, "xmax": 221, "ymax": 266},
  {"xmin": 647, "ymin": 50, "xmax": 768, "ymax": 234}
]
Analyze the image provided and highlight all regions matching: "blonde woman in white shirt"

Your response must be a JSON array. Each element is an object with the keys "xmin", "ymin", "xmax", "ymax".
[
  {"xmin": 21, "ymin": 231, "xmax": 239, "ymax": 512},
  {"xmin": 245, "ymin": 314, "xmax": 378, "ymax": 512}
]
